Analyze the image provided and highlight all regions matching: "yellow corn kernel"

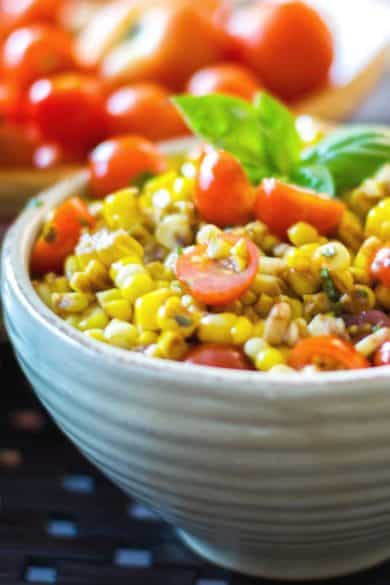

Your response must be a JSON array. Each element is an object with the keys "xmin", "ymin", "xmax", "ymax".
[
  {"xmin": 287, "ymin": 270, "xmax": 321, "ymax": 296},
  {"xmin": 231, "ymin": 317, "xmax": 253, "ymax": 345},
  {"xmin": 138, "ymin": 331, "xmax": 159, "ymax": 346},
  {"xmin": 337, "ymin": 211, "xmax": 364, "ymax": 253},
  {"xmin": 77, "ymin": 229, "xmax": 144, "ymax": 267},
  {"xmin": 84, "ymin": 328, "xmax": 106, "ymax": 342},
  {"xmin": 255, "ymin": 294, "xmax": 275, "ymax": 318},
  {"xmin": 284, "ymin": 297, "xmax": 303, "ymax": 319},
  {"xmin": 241, "ymin": 290, "xmax": 257, "ymax": 306},
  {"xmin": 196, "ymin": 224, "xmax": 222, "ymax": 245},
  {"xmin": 105, "ymin": 299, "xmax": 133, "ymax": 321},
  {"xmin": 172, "ymin": 175, "xmax": 194, "ymax": 202},
  {"xmin": 135, "ymin": 289, "xmax": 175, "ymax": 331},
  {"xmin": 348, "ymin": 178, "xmax": 386, "ymax": 219},
  {"xmin": 198, "ymin": 313, "xmax": 237, "ymax": 344},
  {"xmin": 244, "ymin": 337, "xmax": 267, "ymax": 360},
  {"xmin": 313, "ymin": 242, "xmax": 351, "ymax": 272},
  {"xmin": 78, "ymin": 305, "xmax": 109, "ymax": 331},
  {"xmin": 104, "ymin": 319, "xmax": 138, "ymax": 348},
  {"xmin": 110, "ymin": 256, "xmax": 143, "ymax": 282},
  {"xmin": 285, "ymin": 244, "xmax": 318, "ymax": 271},
  {"xmin": 52, "ymin": 292, "xmax": 91, "ymax": 314},
  {"xmin": 288, "ymin": 222, "xmax": 320, "ymax": 246},
  {"xmin": 258, "ymin": 256, "xmax": 286, "ymax": 275},
  {"xmin": 376, "ymin": 285, "xmax": 390, "ymax": 310},
  {"xmin": 33, "ymin": 282, "xmax": 52, "ymax": 308},
  {"xmin": 157, "ymin": 297, "xmax": 198, "ymax": 337},
  {"xmin": 122, "ymin": 272, "xmax": 155, "ymax": 303},
  {"xmin": 252, "ymin": 320, "xmax": 265, "ymax": 337},
  {"xmin": 206, "ymin": 236, "xmax": 231, "ymax": 260},
  {"xmin": 146, "ymin": 261, "xmax": 173, "ymax": 281},
  {"xmin": 45, "ymin": 274, "xmax": 70, "ymax": 293},
  {"xmin": 366, "ymin": 198, "xmax": 390, "ymax": 240},
  {"xmin": 340, "ymin": 285, "xmax": 376, "ymax": 313},
  {"xmin": 155, "ymin": 331, "xmax": 188, "ymax": 360},
  {"xmin": 103, "ymin": 188, "xmax": 141, "ymax": 230},
  {"xmin": 65, "ymin": 255, "xmax": 81, "ymax": 280},
  {"xmin": 332, "ymin": 270, "xmax": 354, "ymax": 293},
  {"xmin": 255, "ymin": 347, "xmax": 285, "ymax": 371},
  {"xmin": 251, "ymin": 273, "xmax": 282, "ymax": 297},
  {"xmin": 155, "ymin": 213, "xmax": 192, "ymax": 250},
  {"xmin": 230, "ymin": 238, "xmax": 249, "ymax": 272},
  {"xmin": 353, "ymin": 236, "xmax": 381, "ymax": 282}
]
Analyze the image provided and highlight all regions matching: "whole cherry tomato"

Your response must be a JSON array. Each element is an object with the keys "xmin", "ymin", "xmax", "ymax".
[
  {"xmin": 33, "ymin": 142, "xmax": 82, "ymax": 170},
  {"xmin": 106, "ymin": 83, "xmax": 188, "ymax": 141},
  {"xmin": 176, "ymin": 234, "xmax": 259, "ymax": 306},
  {"xmin": 187, "ymin": 63, "xmax": 261, "ymax": 101},
  {"xmin": 28, "ymin": 74, "xmax": 109, "ymax": 153},
  {"xmin": 0, "ymin": 81, "xmax": 27, "ymax": 123},
  {"xmin": 184, "ymin": 344, "xmax": 253, "ymax": 370},
  {"xmin": 195, "ymin": 148, "xmax": 256, "ymax": 227},
  {"xmin": 255, "ymin": 178, "xmax": 345, "ymax": 239},
  {"xmin": 31, "ymin": 196, "xmax": 95, "ymax": 275},
  {"xmin": 374, "ymin": 342, "xmax": 390, "ymax": 367},
  {"xmin": 370, "ymin": 245, "xmax": 390, "ymax": 287},
  {"xmin": 1, "ymin": 25, "xmax": 76, "ymax": 89},
  {"xmin": 226, "ymin": 0, "xmax": 334, "ymax": 101},
  {"xmin": 89, "ymin": 135, "xmax": 167, "ymax": 198},
  {"xmin": 288, "ymin": 336, "xmax": 370, "ymax": 371}
]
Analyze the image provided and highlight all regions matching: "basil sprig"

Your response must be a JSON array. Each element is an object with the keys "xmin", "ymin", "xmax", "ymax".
[{"xmin": 173, "ymin": 92, "xmax": 390, "ymax": 197}]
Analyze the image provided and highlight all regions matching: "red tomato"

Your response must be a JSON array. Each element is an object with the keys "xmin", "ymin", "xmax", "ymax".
[
  {"xmin": 33, "ymin": 142, "xmax": 81, "ymax": 170},
  {"xmin": 0, "ymin": 81, "xmax": 27, "ymax": 123},
  {"xmin": 0, "ymin": 122, "xmax": 38, "ymax": 167},
  {"xmin": 28, "ymin": 74, "xmax": 109, "ymax": 153},
  {"xmin": 370, "ymin": 245, "xmax": 390, "ymax": 287},
  {"xmin": 176, "ymin": 234, "xmax": 259, "ymax": 306},
  {"xmin": 255, "ymin": 178, "xmax": 345, "ymax": 239},
  {"xmin": 226, "ymin": 0, "xmax": 334, "ymax": 101},
  {"xmin": 106, "ymin": 83, "xmax": 188, "ymax": 141},
  {"xmin": 184, "ymin": 344, "xmax": 253, "ymax": 370},
  {"xmin": 195, "ymin": 148, "xmax": 256, "ymax": 227},
  {"xmin": 187, "ymin": 63, "xmax": 261, "ymax": 101},
  {"xmin": 89, "ymin": 135, "xmax": 167, "ymax": 199},
  {"xmin": 31, "ymin": 196, "xmax": 95, "ymax": 275},
  {"xmin": 1, "ymin": 25, "xmax": 76, "ymax": 89},
  {"xmin": 0, "ymin": 0, "xmax": 62, "ymax": 30},
  {"xmin": 374, "ymin": 341, "xmax": 390, "ymax": 367},
  {"xmin": 288, "ymin": 336, "xmax": 370, "ymax": 371}
]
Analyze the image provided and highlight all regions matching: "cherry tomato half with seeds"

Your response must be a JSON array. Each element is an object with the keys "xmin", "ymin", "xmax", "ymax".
[
  {"xmin": 184, "ymin": 344, "xmax": 253, "ymax": 370},
  {"xmin": 176, "ymin": 234, "xmax": 259, "ymax": 306},
  {"xmin": 374, "ymin": 341, "xmax": 390, "ymax": 367},
  {"xmin": 255, "ymin": 178, "xmax": 345, "ymax": 240},
  {"xmin": 187, "ymin": 62, "xmax": 262, "ymax": 101},
  {"xmin": 196, "ymin": 148, "xmax": 256, "ymax": 228},
  {"xmin": 288, "ymin": 336, "xmax": 370, "ymax": 371},
  {"xmin": 370, "ymin": 245, "xmax": 390, "ymax": 287},
  {"xmin": 89, "ymin": 135, "xmax": 167, "ymax": 199},
  {"xmin": 31, "ymin": 196, "xmax": 95, "ymax": 275}
]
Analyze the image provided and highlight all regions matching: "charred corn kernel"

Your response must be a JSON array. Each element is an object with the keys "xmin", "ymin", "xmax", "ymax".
[
  {"xmin": 84, "ymin": 328, "xmax": 106, "ymax": 342},
  {"xmin": 264, "ymin": 302, "xmax": 292, "ymax": 345},
  {"xmin": 157, "ymin": 297, "xmax": 198, "ymax": 337},
  {"xmin": 285, "ymin": 244, "xmax": 318, "ymax": 271},
  {"xmin": 78, "ymin": 229, "xmax": 143, "ymax": 267},
  {"xmin": 52, "ymin": 292, "xmax": 90, "ymax": 314},
  {"xmin": 198, "ymin": 313, "xmax": 237, "ymax": 344},
  {"xmin": 128, "ymin": 223, "xmax": 152, "ymax": 246},
  {"xmin": 337, "ymin": 211, "xmax": 364, "ymax": 252},
  {"xmin": 313, "ymin": 242, "xmax": 351, "ymax": 272},
  {"xmin": 33, "ymin": 282, "xmax": 52, "ymax": 307},
  {"xmin": 138, "ymin": 331, "xmax": 159, "ymax": 346},
  {"xmin": 376, "ymin": 285, "xmax": 390, "ymax": 310},
  {"xmin": 251, "ymin": 273, "xmax": 282, "ymax": 296},
  {"xmin": 353, "ymin": 236, "xmax": 381, "ymax": 282},
  {"xmin": 288, "ymin": 222, "xmax": 320, "ymax": 246},
  {"xmin": 255, "ymin": 347, "xmax": 285, "ymax": 371},
  {"xmin": 303, "ymin": 293, "xmax": 331, "ymax": 320},
  {"xmin": 231, "ymin": 317, "xmax": 253, "ymax": 344},
  {"xmin": 243, "ymin": 306, "xmax": 259, "ymax": 322},
  {"xmin": 196, "ymin": 224, "xmax": 221, "ymax": 245},
  {"xmin": 104, "ymin": 319, "xmax": 138, "ymax": 348},
  {"xmin": 255, "ymin": 294, "xmax": 275, "ymax": 318},
  {"xmin": 70, "ymin": 259, "xmax": 109, "ymax": 293},
  {"xmin": 135, "ymin": 289, "xmax": 175, "ymax": 331},
  {"xmin": 103, "ymin": 188, "xmax": 141, "ymax": 230},
  {"xmin": 287, "ymin": 270, "xmax": 321, "ymax": 296},
  {"xmin": 78, "ymin": 305, "xmax": 109, "ymax": 331},
  {"xmin": 244, "ymin": 337, "xmax": 267, "ymax": 360},
  {"xmin": 340, "ymin": 285, "xmax": 376, "ymax": 313},
  {"xmin": 366, "ymin": 198, "xmax": 390, "ymax": 240},
  {"xmin": 65, "ymin": 255, "xmax": 81, "ymax": 280},
  {"xmin": 241, "ymin": 290, "xmax": 257, "ymax": 305},
  {"xmin": 332, "ymin": 270, "xmax": 354, "ymax": 293},
  {"xmin": 155, "ymin": 213, "xmax": 192, "ymax": 250},
  {"xmin": 155, "ymin": 331, "xmax": 188, "ymax": 360}
]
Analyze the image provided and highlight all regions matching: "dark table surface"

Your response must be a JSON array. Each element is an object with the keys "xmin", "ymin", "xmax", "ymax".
[{"xmin": 1, "ymin": 74, "xmax": 390, "ymax": 585}]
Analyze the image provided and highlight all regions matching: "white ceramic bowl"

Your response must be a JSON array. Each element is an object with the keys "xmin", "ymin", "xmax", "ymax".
[{"xmin": 3, "ymin": 140, "xmax": 390, "ymax": 581}]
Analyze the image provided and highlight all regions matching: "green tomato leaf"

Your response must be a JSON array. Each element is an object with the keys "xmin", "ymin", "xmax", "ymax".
[
  {"xmin": 292, "ymin": 164, "xmax": 335, "ymax": 196},
  {"xmin": 254, "ymin": 92, "xmax": 302, "ymax": 176}
]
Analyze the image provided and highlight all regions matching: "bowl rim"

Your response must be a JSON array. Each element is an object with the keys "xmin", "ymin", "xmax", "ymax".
[{"xmin": 4, "ymin": 136, "xmax": 390, "ymax": 399}]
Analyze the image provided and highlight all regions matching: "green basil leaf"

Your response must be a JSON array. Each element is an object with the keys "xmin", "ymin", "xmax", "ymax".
[
  {"xmin": 302, "ymin": 126, "xmax": 390, "ymax": 192},
  {"xmin": 254, "ymin": 92, "xmax": 302, "ymax": 175},
  {"xmin": 292, "ymin": 164, "xmax": 335, "ymax": 196},
  {"xmin": 172, "ymin": 94, "xmax": 269, "ymax": 184}
]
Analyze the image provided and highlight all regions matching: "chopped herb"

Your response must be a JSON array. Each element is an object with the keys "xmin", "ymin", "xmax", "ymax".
[
  {"xmin": 176, "ymin": 246, "xmax": 184, "ymax": 256},
  {"xmin": 320, "ymin": 268, "xmax": 340, "ymax": 303},
  {"xmin": 43, "ymin": 225, "xmax": 57, "ymax": 244},
  {"xmin": 27, "ymin": 197, "xmax": 44, "ymax": 209},
  {"xmin": 372, "ymin": 324, "xmax": 382, "ymax": 333},
  {"xmin": 132, "ymin": 171, "xmax": 156, "ymax": 190},
  {"xmin": 174, "ymin": 315, "xmax": 193, "ymax": 328}
]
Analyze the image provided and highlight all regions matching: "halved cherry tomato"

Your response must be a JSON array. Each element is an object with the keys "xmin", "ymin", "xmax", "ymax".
[
  {"xmin": 31, "ymin": 196, "xmax": 95, "ymax": 275},
  {"xmin": 288, "ymin": 336, "xmax": 370, "ymax": 371},
  {"xmin": 106, "ymin": 83, "xmax": 188, "ymax": 141},
  {"xmin": 176, "ymin": 234, "xmax": 259, "ymax": 306},
  {"xmin": 226, "ymin": 0, "xmax": 333, "ymax": 101},
  {"xmin": 184, "ymin": 343, "xmax": 253, "ymax": 370},
  {"xmin": 89, "ymin": 135, "xmax": 167, "ymax": 199},
  {"xmin": 255, "ymin": 178, "xmax": 345, "ymax": 240},
  {"xmin": 196, "ymin": 148, "xmax": 256, "ymax": 227},
  {"xmin": 370, "ymin": 245, "xmax": 390, "ymax": 287},
  {"xmin": 1, "ymin": 25, "xmax": 76, "ymax": 89},
  {"xmin": 28, "ymin": 74, "xmax": 109, "ymax": 153},
  {"xmin": 187, "ymin": 62, "xmax": 261, "ymax": 101},
  {"xmin": 374, "ymin": 341, "xmax": 390, "ymax": 367}
]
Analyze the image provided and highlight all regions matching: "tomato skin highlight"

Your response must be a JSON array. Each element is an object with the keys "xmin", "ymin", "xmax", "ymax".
[
  {"xmin": 370, "ymin": 245, "xmax": 390, "ymax": 287},
  {"xmin": 176, "ymin": 234, "xmax": 259, "ymax": 306},
  {"xmin": 288, "ymin": 336, "xmax": 370, "ymax": 371},
  {"xmin": 196, "ymin": 148, "xmax": 256, "ymax": 227},
  {"xmin": 89, "ymin": 135, "xmax": 167, "ymax": 199},
  {"xmin": 31, "ymin": 197, "xmax": 95, "ymax": 275},
  {"xmin": 254, "ymin": 178, "xmax": 345, "ymax": 240},
  {"xmin": 374, "ymin": 341, "xmax": 390, "ymax": 367},
  {"xmin": 187, "ymin": 62, "xmax": 262, "ymax": 101},
  {"xmin": 184, "ymin": 344, "xmax": 253, "ymax": 370}
]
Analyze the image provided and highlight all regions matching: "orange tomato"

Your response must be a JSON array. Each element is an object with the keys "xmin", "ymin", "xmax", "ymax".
[
  {"xmin": 184, "ymin": 344, "xmax": 253, "ymax": 370},
  {"xmin": 374, "ymin": 342, "xmax": 390, "ymax": 367},
  {"xmin": 187, "ymin": 62, "xmax": 261, "ymax": 101},
  {"xmin": 176, "ymin": 234, "xmax": 259, "ymax": 306},
  {"xmin": 288, "ymin": 336, "xmax": 370, "ymax": 371},
  {"xmin": 89, "ymin": 135, "xmax": 167, "ymax": 198},
  {"xmin": 31, "ymin": 196, "xmax": 95, "ymax": 275},
  {"xmin": 255, "ymin": 178, "xmax": 345, "ymax": 239},
  {"xmin": 28, "ymin": 74, "xmax": 109, "ymax": 153},
  {"xmin": 195, "ymin": 148, "xmax": 256, "ymax": 227},
  {"xmin": 226, "ymin": 0, "xmax": 334, "ymax": 101},
  {"xmin": 106, "ymin": 83, "xmax": 188, "ymax": 141},
  {"xmin": 1, "ymin": 25, "xmax": 76, "ymax": 89},
  {"xmin": 370, "ymin": 245, "xmax": 390, "ymax": 287}
]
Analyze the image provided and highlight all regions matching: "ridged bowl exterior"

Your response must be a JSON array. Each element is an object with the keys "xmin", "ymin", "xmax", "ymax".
[{"xmin": 3, "ymin": 153, "xmax": 390, "ymax": 579}]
